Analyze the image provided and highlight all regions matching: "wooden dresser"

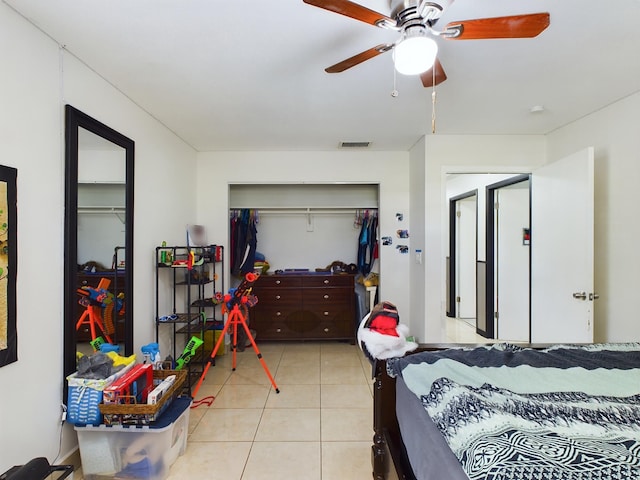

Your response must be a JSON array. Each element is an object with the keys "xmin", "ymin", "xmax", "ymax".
[{"xmin": 249, "ymin": 273, "xmax": 356, "ymax": 343}]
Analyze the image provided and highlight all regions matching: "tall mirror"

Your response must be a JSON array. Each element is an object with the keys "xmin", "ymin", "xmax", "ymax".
[{"xmin": 63, "ymin": 105, "xmax": 134, "ymax": 389}]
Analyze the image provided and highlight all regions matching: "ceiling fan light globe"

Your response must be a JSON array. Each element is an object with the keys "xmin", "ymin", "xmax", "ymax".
[{"xmin": 394, "ymin": 36, "xmax": 438, "ymax": 76}]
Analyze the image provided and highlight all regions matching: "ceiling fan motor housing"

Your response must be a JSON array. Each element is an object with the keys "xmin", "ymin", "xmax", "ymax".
[{"xmin": 390, "ymin": 0, "xmax": 453, "ymax": 25}]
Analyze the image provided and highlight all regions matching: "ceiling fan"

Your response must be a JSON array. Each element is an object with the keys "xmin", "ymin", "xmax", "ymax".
[{"xmin": 303, "ymin": 0, "xmax": 550, "ymax": 87}]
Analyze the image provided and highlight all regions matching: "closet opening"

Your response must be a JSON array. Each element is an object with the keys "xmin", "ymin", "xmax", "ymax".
[{"xmin": 228, "ymin": 183, "xmax": 380, "ymax": 341}]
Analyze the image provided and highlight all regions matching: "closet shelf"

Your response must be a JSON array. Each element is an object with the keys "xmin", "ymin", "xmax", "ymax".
[
  {"xmin": 78, "ymin": 205, "xmax": 125, "ymax": 212},
  {"xmin": 78, "ymin": 206, "xmax": 126, "ymax": 223}
]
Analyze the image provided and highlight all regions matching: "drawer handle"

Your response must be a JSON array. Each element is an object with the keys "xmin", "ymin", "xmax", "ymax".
[
  {"xmin": 323, "ymin": 311, "xmax": 329, "ymax": 316},
  {"xmin": 323, "ymin": 294, "xmax": 329, "ymax": 299},
  {"xmin": 276, "ymin": 311, "xmax": 281, "ymax": 316},
  {"xmin": 324, "ymin": 327, "xmax": 330, "ymax": 333},
  {"xmin": 275, "ymin": 280, "xmax": 281, "ymax": 285},
  {"xmin": 275, "ymin": 295, "xmax": 281, "ymax": 300},
  {"xmin": 323, "ymin": 279, "xmax": 329, "ymax": 284},
  {"xmin": 276, "ymin": 328, "xmax": 282, "ymax": 333}
]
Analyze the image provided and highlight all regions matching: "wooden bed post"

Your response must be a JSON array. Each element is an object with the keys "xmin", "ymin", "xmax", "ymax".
[{"xmin": 371, "ymin": 358, "xmax": 416, "ymax": 480}]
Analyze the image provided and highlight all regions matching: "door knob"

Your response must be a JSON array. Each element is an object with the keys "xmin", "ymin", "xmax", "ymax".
[
  {"xmin": 572, "ymin": 292, "xmax": 587, "ymax": 300},
  {"xmin": 589, "ymin": 293, "xmax": 600, "ymax": 301}
]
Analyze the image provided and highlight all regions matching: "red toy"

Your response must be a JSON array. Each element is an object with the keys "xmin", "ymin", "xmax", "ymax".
[{"xmin": 103, "ymin": 364, "xmax": 154, "ymax": 405}]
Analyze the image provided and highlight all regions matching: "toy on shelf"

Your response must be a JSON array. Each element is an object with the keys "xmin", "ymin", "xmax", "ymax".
[
  {"xmin": 141, "ymin": 342, "xmax": 162, "ymax": 369},
  {"xmin": 175, "ymin": 336, "xmax": 203, "ymax": 370}
]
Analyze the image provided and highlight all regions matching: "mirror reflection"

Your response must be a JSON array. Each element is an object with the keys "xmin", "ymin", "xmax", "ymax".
[
  {"xmin": 75, "ymin": 128, "xmax": 127, "ymax": 351},
  {"xmin": 64, "ymin": 106, "xmax": 134, "ymax": 390}
]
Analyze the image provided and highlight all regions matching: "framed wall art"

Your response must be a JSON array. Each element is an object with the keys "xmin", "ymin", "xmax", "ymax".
[{"xmin": 0, "ymin": 165, "xmax": 17, "ymax": 367}]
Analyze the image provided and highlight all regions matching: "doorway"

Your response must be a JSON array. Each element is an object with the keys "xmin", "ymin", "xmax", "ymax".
[
  {"xmin": 447, "ymin": 191, "xmax": 478, "ymax": 326},
  {"xmin": 486, "ymin": 175, "xmax": 531, "ymax": 341}
]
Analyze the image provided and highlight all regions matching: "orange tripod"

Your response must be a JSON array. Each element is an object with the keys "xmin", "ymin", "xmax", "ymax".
[
  {"xmin": 192, "ymin": 276, "xmax": 279, "ymax": 399},
  {"xmin": 76, "ymin": 277, "xmax": 114, "ymax": 344}
]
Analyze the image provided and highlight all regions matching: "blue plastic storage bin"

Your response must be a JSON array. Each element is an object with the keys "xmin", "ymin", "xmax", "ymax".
[{"xmin": 75, "ymin": 397, "xmax": 191, "ymax": 480}]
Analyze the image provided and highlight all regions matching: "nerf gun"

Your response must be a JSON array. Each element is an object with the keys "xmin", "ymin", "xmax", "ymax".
[
  {"xmin": 223, "ymin": 272, "xmax": 260, "ymax": 311},
  {"xmin": 90, "ymin": 336, "xmax": 106, "ymax": 351},
  {"xmin": 78, "ymin": 286, "xmax": 112, "ymax": 306},
  {"xmin": 175, "ymin": 336, "xmax": 203, "ymax": 370},
  {"xmin": 78, "ymin": 286, "xmax": 125, "ymax": 314},
  {"xmin": 141, "ymin": 342, "xmax": 161, "ymax": 367}
]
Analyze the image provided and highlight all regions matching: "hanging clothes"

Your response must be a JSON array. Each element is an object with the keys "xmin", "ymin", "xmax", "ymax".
[
  {"xmin": 366, "ymin": 213, "xmax": 378, "ymax": 275},
  {"xmin": 356, "ymin": 210, "xmax": 378, "ymax": 276},
  {"xmin": 238, "ymin": 211, "xmax": 258, "ymax": 275},
  {"xmin": 229, "ymin": 212, "xmax": 238, "ymax": 271},
  {"xmin": 357, "ymin": 213, "xmax": 370, "ymax": 275},
  {"xmin": 231, "ymin": 209, "xmax": 259, "ymax": 277}
]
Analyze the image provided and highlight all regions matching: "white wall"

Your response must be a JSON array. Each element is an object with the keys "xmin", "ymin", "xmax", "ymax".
[
  {"xmin": 409, "ymin": 138, "xmax": 426, "ymax": 341},
  {"xmin": 0, "ymin": 3, "xmax": 63, "ymax": 470},
  {"xmin": 195, "ymin": 151, "xmax": 412, "ymax": 333},
  {"xmin": 239, "ymin": 213, "xmax": 362, "ymax": 273},
  {"xmin": 546, "ymin": 91, "xmax": 640, "ymax": 342},
  {"xmin": 0, "ymin": 4, "xmax": 197, "ymax": 470}
]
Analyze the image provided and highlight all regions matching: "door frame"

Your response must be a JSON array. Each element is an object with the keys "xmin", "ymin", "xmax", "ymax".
[
  {"xmin": 447, "ymin": 189, "xmax": 478, "ymax": 318},
  {"xmin": 484, "ymin": 173, "xmax": 531, "ymax": 339}
]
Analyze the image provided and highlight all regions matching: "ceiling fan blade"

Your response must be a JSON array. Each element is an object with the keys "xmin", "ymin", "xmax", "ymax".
[
  {"xmin": 325, "ymin": 44, "xmax": 393, "ymax": 73},
  {"xmin": 420, "ymin": 58, "xmax": 447, "ymax": 88},
  {"xmin": 303, "ymin": 0, "xmax": 396, "ymax": 28},
  {"xmin": 445, "ymin": 12, "xmax": 550, "ymax": 40}
]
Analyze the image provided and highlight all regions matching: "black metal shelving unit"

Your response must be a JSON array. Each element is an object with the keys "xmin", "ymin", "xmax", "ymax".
[{"xmin": 155, "ymin": 244, "xmax": 224, "ymax": 393}]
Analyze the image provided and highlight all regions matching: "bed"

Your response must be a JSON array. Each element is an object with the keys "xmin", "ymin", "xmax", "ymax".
[{"xmin": 370, "ymin": 342, "xmax": 640, "ymax": 480}]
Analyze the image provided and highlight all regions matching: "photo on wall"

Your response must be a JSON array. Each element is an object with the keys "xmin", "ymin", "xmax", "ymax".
[{"xmin": 0, "ymin": 165, "xmax": 17, "ymax": 367}]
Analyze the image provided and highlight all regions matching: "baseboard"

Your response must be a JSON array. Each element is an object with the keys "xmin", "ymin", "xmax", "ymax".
[{"xmin": 60, "ymin": 447, "xmax": 81, "ymax": 470}]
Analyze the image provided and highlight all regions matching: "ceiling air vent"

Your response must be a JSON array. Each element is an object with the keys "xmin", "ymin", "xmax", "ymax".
[{"xmin": 340, "ymin": 141, "xmax": 370, "ymax": 148}]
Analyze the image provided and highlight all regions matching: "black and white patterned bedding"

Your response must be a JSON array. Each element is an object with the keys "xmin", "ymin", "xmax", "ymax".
[{"xmin": 387, "ymin": 344, "xmax": 640, "ymax": 480}]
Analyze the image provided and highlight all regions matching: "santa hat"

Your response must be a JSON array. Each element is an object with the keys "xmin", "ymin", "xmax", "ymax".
[{"xmin": 358, "ymin": 301, "xmax": 418, "ymax": 362}]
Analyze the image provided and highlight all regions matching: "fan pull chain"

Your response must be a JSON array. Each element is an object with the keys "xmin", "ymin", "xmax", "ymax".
[
  {"xmin": 391, "ymin": 67, "xmax": 398, "ymax": 98},
  {"xmin": 431, "ymin": 66, "xmax": 437, "ymax": 133},
  {"xmin": 431, "ymin": 89, "xmax": 436, "ymax": 133}
]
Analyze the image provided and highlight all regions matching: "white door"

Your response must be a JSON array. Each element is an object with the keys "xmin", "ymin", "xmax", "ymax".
[
  {"xmin": 456, "ymin": 196, "xmax": 477, "ymax": 321},
  {"xmin": 496, "ymin": 182, "xmax": 530, "ymax": 342},
  {"xmin": 531, "ymin": 147, "xmax": 595, "ymax": 343}
]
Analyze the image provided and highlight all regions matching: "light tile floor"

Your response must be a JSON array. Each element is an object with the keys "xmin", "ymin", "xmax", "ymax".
[
  {"xmin": 167, "ymin": 341, "xmax": 374, "ymax": 480},
  {"xmin": 445, "ymin": 316, "xmax": 491, "ymax": 343}
]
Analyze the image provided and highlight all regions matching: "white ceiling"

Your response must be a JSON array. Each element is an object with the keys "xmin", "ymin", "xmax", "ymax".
[{"xmin": 6, "ymin": 0, "xmax": 640, "ymax": 151}]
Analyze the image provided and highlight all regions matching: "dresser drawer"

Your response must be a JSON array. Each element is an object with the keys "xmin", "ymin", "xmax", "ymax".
[
  {"xmin": 302, "ymin": 274, "xmax": 354, "ymax": 288},
  {"xmin": 311, "ymin": 318, "xmax": 352, "ymax": 338},
  {"xmin": 254, "ymin": 288, "xmax": 302, "ymax": 308},
  {"xmin": 252, "ymin": 305, "xmax": 302, "ymax": 323},
  {"xmin": 302, "ymin": 288, "xmax": 353, "ymax": 305},
  {"xmin": 255, "ymin": 275, "xmax": 303, "ymax": 288}
]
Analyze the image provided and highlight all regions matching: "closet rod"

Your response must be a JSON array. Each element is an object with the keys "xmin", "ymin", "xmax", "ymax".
[
  {"xmin": 78, "ymin": 206, "xmax": 126, "ymax": 223},
  {"xmin": 230, "ymin": 207, "xmax": 378, "ymax": 214}
]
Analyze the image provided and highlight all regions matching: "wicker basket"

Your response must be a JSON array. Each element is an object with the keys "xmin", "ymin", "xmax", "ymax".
[{"xmin": 99, "ymin": 369, "xmax": 187, "ymax": 426}]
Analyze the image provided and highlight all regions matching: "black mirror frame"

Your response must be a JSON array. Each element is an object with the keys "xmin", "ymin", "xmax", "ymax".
[{"xmin": 63, "ymin": 105, "xmax": 134, "ymax": 396}]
